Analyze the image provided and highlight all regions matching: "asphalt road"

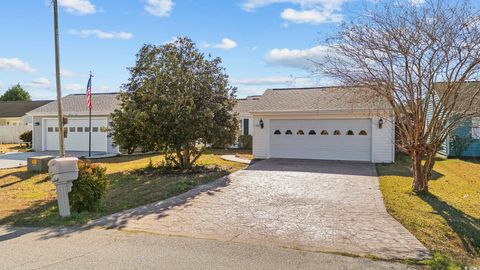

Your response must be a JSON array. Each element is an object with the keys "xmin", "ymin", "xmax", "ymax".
[{"xmin": 0, "ymin": 226, "xmax": 417, "ymax": 270}]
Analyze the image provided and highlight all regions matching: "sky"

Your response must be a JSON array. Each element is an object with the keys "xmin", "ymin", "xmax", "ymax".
[{"xmin": 0, "ymin": 0, "xmax": 405, "ymax": 100}]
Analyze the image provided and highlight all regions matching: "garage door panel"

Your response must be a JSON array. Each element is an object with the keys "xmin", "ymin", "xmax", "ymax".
[
  {"xmin": 44, "ymin": 118, "xmax": 108, "ymax": 152},
  {"xmin": 269, "ymin": 119, "xmax": 372, "ymax": 161}
]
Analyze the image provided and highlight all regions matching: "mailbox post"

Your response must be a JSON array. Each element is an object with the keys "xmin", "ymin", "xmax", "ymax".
[{"xmin": 48, "ymin": 157, "xmax": 79, "ymax": 217}]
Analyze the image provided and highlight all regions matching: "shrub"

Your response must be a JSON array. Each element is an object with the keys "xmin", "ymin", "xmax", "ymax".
[
  {"xmin": 69, "ymin": 160, "xmax": 108, "ymax": 213},
  {"xmin": 19, "ymin": 130, "xmax": 32, "ymax": 143},
  {"xmin": 238, "ymin": 135, "xmax": 252, "ymax": 149}
]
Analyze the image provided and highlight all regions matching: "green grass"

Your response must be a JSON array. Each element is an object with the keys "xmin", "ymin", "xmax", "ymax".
[
  {"xmin": 377, "ymin": 155, "xmax": 480, "ymax": 268},
  {"xmin": 0, "ymin": 150, "xmax": 247, "ymax": 226}
]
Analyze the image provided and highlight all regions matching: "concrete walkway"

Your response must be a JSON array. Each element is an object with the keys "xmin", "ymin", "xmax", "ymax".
[
  {"xmin": 0, "ymin": 151, "xmax": 116, "ymax": 169},
  {"xmin": 93, "ymin": 159, "xmax": 430, "ymax": 260},
  {"xmin": 0, "ymin": 226, "xmax": 416, "ymax": 270},
  {"xmin": 220, "ymin": 154, "xmax": 251, "ymax": 164}
]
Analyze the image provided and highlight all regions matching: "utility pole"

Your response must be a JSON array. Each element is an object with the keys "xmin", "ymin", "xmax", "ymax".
[{"xmin": 53, "ymin": 0, "xmax": 65, "ymax": 157}]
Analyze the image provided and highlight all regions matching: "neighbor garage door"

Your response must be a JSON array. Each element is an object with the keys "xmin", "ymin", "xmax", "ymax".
[
  {"xmin": 269, "ymin": 119, "xmax": 372, "ymax": 161},
  {"xmin": 44, "ymin": 118, "xmax": 108, "ymax": 152}
]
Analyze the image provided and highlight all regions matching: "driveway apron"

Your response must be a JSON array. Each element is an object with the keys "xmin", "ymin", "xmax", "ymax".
[{"xmin": 94, "ymin": 159, "xmax": 430, "ymax": 260}]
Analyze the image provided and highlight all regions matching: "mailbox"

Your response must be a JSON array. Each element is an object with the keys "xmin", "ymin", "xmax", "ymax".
[{"xmin": 48, "ymin": 157, "xmax": 79, "ymax": 217}]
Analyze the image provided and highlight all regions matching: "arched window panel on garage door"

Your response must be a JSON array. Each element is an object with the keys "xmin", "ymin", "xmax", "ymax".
[
  {"xmin": 285, "ymin": 130, "xmax": 293, "ymax": 135},
  {"xmin": 308, "ymin": 130, "xmax": 316, "ymax": 135},
  {"xmin": 274, "ymin": 130, "xmax": 281, "ymax": 135},
  {"xmin": 297, "ymin": 130, "xmax": 304, "ymax": 135}
]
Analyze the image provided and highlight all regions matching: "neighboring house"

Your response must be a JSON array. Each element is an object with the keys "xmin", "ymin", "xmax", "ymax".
[
  {"xmin": 27, "ymin": 93, "xmax": 120, "ymax": 154},
  {"xmin": 234, "ymin": 95, "xmax": 261, "ymax": 136},
  {"xmin": 430, "ymin": 82, "xmax": 480, "ymax": 158},
  {"xmin": 249, "ymin": 87, "xmax": 395, "ymax": 163},
  {"xmin": 0, "ymin": 101, "xmax": 51, "ymax": 126},
  {"xmin": 0, "ymin": 100, "xmax": 51, "ymax": 143}
]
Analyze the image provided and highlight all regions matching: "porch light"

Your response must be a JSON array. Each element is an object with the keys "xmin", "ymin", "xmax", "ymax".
[
  {"xmin": 378, "ymin": 118, "xmax": 384, "ymax": 129},
  {"xmin": 259, "ymin": 119, "xmax": 264, "ymax": 129}
]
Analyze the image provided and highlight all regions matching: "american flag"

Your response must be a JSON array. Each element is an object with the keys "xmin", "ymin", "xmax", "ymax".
[{"xmin": 86, "ymin": 74, "xmax": 92, "ymax": 109}]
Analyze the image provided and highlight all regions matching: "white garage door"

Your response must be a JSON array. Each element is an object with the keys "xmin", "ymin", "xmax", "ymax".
[
  {"xmin": 44, "ymin": 118, "xmax": 108, "ymax": 152},
  {"xmin": 269, "ymin": 119, "xmax": 372, "ymax": 161}
]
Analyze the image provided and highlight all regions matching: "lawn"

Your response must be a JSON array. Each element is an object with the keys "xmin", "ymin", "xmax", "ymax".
[
  {"xmin": 377, "ymin": 155, "xmax": 480, "ymax": 267},
  {"xmin": 0, "ymin": 150, "xmax": 247, "ymax": 226},
  {"xmin": 0, "ymin": 144, "xmax": 29, "ymax": 153}
]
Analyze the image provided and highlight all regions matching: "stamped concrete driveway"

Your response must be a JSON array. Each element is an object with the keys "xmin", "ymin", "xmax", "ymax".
[{"xmin": 94, "ymin": 159, "xmax": 429, "ymax": 260}]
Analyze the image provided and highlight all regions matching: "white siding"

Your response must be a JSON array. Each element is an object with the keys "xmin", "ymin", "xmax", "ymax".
[
  {"xmin": 253, "ymin": 117, "xmax": 269, "ymax": 158},
  {"xmin": 371, "ymin": 116, "xmax": 395, "ymax": 163}
]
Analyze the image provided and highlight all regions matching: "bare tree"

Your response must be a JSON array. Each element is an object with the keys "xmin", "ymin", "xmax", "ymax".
[{"xmin": 320, "ymin": 0, "xmax": 480, "ymax": 193}]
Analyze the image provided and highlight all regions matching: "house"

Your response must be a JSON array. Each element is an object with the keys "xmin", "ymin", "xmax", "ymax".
[
  {"xmin": 0, "ymin": 100, "xmax": 52, "ymax": 143},
  {"xmin": 234, "ymin": 95, "xmax": 261, "ymax": 136},
  {"xmin": 431, "ymin": 82, "xmax": 480, "ymax": 158},
  {"xmin": 0, "ymin": 101, "xmax": 51, "ymax": 126},
  {"xmin": 249, "ymin": 87, "xmax": 395, "ymax": 163},
  {"xmin": 27, "ymin": 93, "xmax": 120, "ymax": 154}
]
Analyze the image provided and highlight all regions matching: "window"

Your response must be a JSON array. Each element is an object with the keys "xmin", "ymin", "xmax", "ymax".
[
  {"xmin": 69, "ymin": 127, "xmax": 75, "ymax": 132},
  {"xmin": 333, "ymin": 130, "xmax": 341, "ymax": 135},
  {"xmin": 77, "ymin": 127, "xmax": 83, "ymax": 132},
  {"xmin": 274, "ymin": 130, "xmax": 281, "ymax": 135},
  {"xmin": 473, "ymin": 117, "xmax": 480, "ymax": 139},
  {"xmin": 54, "ymin": 127, "xmax": 59, "ymax": 132},
  {"xmin": 308, "ymin": 130, "xmax": 316, "ymax": 135},
  {"xmin": 346, "ymin": 130, "xmax": 354, "ymax": 135},
  {"xmin": 100, "ymin": 127, "xmax": 109, "ymax": 132},
  {"xmin": 48, "ymin": 127, "xmax": 54, "ymax": 132},
  {"xmin": 93, "ymin": 127, "xmax": 99, "ymax": 132},
  {"xmin": 359, "ymin": 130, "xmax": 368, "ymax": 135},
  {"xmin": 85, "ymin": 127, "xmax": 90, "ymax": 132},
  {"xmin": 243, "ymin": 119, "xmax": 249, "ymax": 135},
  {"xmin": 285, "ymin": 130, "xmax": 293, "ymax": 135},
  {"xmin": 297, "ymin": 130, "xmax": 304, "ymax": 135},
  {"xmin": 321, "ymin": 130, "xmax": 328, "ymax": 135}
]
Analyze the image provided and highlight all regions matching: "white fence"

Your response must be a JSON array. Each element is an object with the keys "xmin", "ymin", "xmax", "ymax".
[{"xmin": 0, "ymin": 126, "xmax": 31, "ymax": 143}]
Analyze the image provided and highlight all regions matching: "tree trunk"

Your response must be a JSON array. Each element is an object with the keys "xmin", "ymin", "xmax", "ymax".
[{"xmin": 411, "ymin": 151, "xmax": 428, "ymax": 193}]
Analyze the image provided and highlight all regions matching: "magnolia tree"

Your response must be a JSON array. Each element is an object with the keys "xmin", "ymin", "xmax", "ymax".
[
  {"xmin": 111, "ymin": 37, "xmax": 238, "ymax": 169},
  {"xmin": 320, "ymin": 0, "xmax": 480, "ymax": 192}
]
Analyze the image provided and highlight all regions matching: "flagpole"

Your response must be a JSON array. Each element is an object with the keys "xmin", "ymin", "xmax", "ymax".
[{"xmin": 88, "ymin": 72, "xmax": 92, "ymax": 158}]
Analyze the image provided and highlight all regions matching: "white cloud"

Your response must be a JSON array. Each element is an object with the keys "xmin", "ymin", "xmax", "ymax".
[
  {"xmin": 145, "ymin": 0, "xmax": 174, "ymax": 17},
  {"xmin": 57, "ymin": 69, "xmax": 78, "ymax": 78},
  {"xmin": 26, "ymin": 77, "xmax": 51, "ymax": 89},
  {"xmin": 214, "ymin": 38, "xmax": 238, "ymax": 50},
  {"xmin": 241, "ymin": 0, "xmax": 347, "ymax": 24},
  {"xmin": 232, "ymin": 76, "xmax": 294, "ymax": 85},
  {"xmin": 265, "ymin": 45, "xmax": 332, "ymax": 69},
  {"xmin": 64, "ymin": 83, "xmax": 84, "ymax": 92},
  {"xmin": 58, "ymin": 0, "xmax": 96, "ymax": 14},
  {"xmin": 0, "ymin": 80, "xmax": 3, "ymax": 89},
  {"xmin": 0, "ymin": 58, "xmax": 36, "ymax": 73},
  {"xmin": 410, "ymin": 0, "xmax": 425, "ymax": 4},
  {"xmin": 69, "ymin": 29, "xmax": 133, "ymax": 40},
  {"xmin": 98, "ymin": 86, "xmax": 111, "ymax": 91},
  {"xmin": 281, "ymin": 8, "xmax": 342, "ymax": 24}
]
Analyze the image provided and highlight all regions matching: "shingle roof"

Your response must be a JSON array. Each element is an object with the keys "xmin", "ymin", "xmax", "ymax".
[
  {"xmin": 27, "ymin": 93, "xmax": 120, "ymax": 116},
  {"xmin": 234, "ymin": 95, "xmax": 261, "ymax": 114},
  {"xmin": 250, "ymin": 86, "xmax": 390, "ymax": 113},
  {"xmin": 0, "ymin": 100, "xmax": 52, "ymax": 117},
  {"xmin": 434, "ymin": 82, "xmax": 480, "ymax": 114}
]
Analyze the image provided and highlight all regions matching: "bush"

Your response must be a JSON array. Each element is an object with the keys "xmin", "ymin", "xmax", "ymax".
[
  {"xmin": 69, "ymin": 160, "xmax": 108, "ymax": 213},
  {"xmin": 238, "ymin": 135, "xmax": 252, "ymax": 149},
  {"xmin": 19, "ymin": 130, "xmax": 32, "ymax": 143}
]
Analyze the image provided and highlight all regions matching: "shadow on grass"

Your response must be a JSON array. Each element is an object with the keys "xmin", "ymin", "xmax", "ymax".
[
  {"xmin": 0, "ymin": 171, "xmax": 44, "ymax": 188},
  {"xmin": 92, "ymin": 153, "xmax": 161, "ymax": 164},
  {"xmin": 376, "ymin": 154, "xmax": 445, "ymax": 180},
  {"xmin": 420, "ymin": 193, "xmax": 480, "ymax": 257}
]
